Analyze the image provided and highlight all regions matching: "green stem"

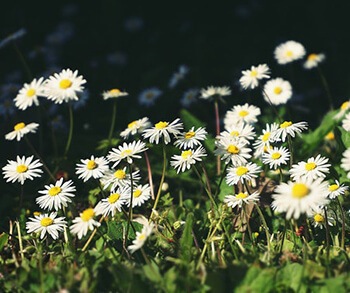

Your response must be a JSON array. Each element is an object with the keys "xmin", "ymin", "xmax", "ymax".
[
  {"xmin": 13, "ymin": 43, "xmax": 33, "ymax": 81},
  {"xmin": 107, "ymin": 100, "xmax": 117, "ymax": 148},
  {"xmin": 336, "ymin": 197, "xmax": 346, "ymax": 250},
  {"xmin": 214, "ymin": 99, "xmax": 221, "ymax": 175},
  {"xmin": 323, "ymin": 207, "xmax": 331, "ymax": 277},
  {"xmin": 125, "ymin": 163, "xmax": 134, "ymax": 248},
  {"xmin": 287, "ymin": 134, "xmax": 294, "ymax": 168},
  {"xmin": 82, "ymin": 216, "xmax": 104, "ymax": 252},
  {"xmin": 317, "ymin": 66, "xmax": 333, "ymax": 110},
  {"xmin": 64, "ymin": 104, "xmax": 74, "ymax": 158},
  {"xmin": 15, "ymin": 221, "xmax": 24, "ymax": 261},
  {"xmin": 255, "ymin": 204, "xmax": 271, "ymax": 255},
  {"xmin": 214, "ymin": 164, "xmax": 228, "ymax": 198},
  {"xmin": 193, "ymin": 165, "xmax": 217, "ymax": 209}
]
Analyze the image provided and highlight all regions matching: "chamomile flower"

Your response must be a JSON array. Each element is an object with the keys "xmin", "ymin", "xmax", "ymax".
[
  {"xmin": 138, "ymin": 87, "xmax": 162, "ymax": 107},
  {"xmin": 2, "ymin": 155, "xmax": 43, "ymax": 185},
  {"xmin": 274, "ymin": 40, "xmax": 306, "ymax": 65},
  {"xmin": 289, "ymin": 154, "xmax": 331, "ymax": 180},
  {"xmin": 341, "ymin": 148, "xmax": 350, "ymax": 178},
  {"xmin": 335, "ymin": 101, "xmax": 350, "ymax": 120},
  {"xmin": 107, "ymin": 141, "xmax": 147, "ymax": 167},
  {"xmin": 224, "ymin": 103, "xmax": 261, "ymax": 127},
  {"xmin": 308, "ymin": 206, "xmax": 335, "ymax": 229},
  {"xmin": 101, "ymin": 167, "xmax": 141, "ymax": 191},
  {"xmin": 142, "ymin": 118, "xmax": 183, "ymax": 145},
  {"xmin": 120, "ymin": 117, "xmax": 151, "ymax": 139},
  {"xmin": 102, "ymin": 88, "xmax": 128, "ymax": 100},
  {"xmin": 14, "ymin": 77, "xmax": 44, "ymax": 110},
  {"xmin": 180, "ymin": 88, "xmax": 199, "ymax": 108},
  {"xmin": 275, "ymin": 120, "xmax": 308, "ymax": 142},
  {"xmin": 262, "ymin": 146, "xmax": 290, "ymax": 169},
  {"xmin": 226, "ymin": 162, "xmax": 262, "ymax": 185},
  {"xmin": 239, "ymin": 64, "xmax": 270, "ymax": 90},
  {"xmin": 174, "ymin": 127, "xmax": 207, "ymax": 149},
  {"xmin": 36, "ymin": 177, "xmax": 76, "ymax": 211},
  {"xmin": 5, "ymin": 122, "xmax": 39, "ymax": 141},
  {"xmin": 125, "ymin": 184, "xmax": 151, "ymax": 208},
  {"xmin": 200, "ymin": 86, "xmax": 231, "ymax": 100},
  {"xmin": 128, "ymin": 219, "xmax": 154, "ymax": 253},
  {"xmin": 95, "ymin": 188, "xmax": 128, "ymax": 217},
  {"xmin": 271, "ymin": 177, "xmax": 329, "ymax": 220},
  {"xmin": 253, "ymin": 123, "xmax": 280, "ymax": 157},
  {"xmin": 168, "ymin": 64, "xmax": 189, "ymax": 88},
  {"xmin": 43, "ymin": 68, "xmax": 86, "ymax": 104},
  {"xmin": 214, "ymin": 137, "xmax": 251, "ymax": 166},
  {"xmin": 303, "ymin": 53, "xmax": 325, "ymax": 69},
  {"xmin": 263, "ymin": 78, "xmax": 292, "ymax": 105},
  {"xmin": 224, "ymin": 191, "xmax": 260, "ymax": 209},
  {"xmin": 75, "ymin": 155, "xmax": 109, "ymax": 182},
  {"xmin": 218, "ymin": 123, "xmax": 256, "ymax": 145},
  {"xmin": 26, "ymin": 212, "xmax": 67, "ymax": 240},
  {"xmin": 342, "ymin": 112, "xmax": 350, "ymax": 131},
  {"xmin": 70, "ymin": 208, "xmax": 100, "ymax": 239},
  {"xmin": 170, "ymin": 147, "xmax": 207, "ymax": 173},
  {"xmin": 327, "ymin": 180, "xmax": 348, "ymax": 199}
]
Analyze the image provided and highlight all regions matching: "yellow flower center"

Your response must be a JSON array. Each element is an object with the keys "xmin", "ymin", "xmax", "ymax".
[
  {"xmin": 40, "ymin": 217, "xmax": 53, "ymax": 227},
  {"xmin": 109, "ymin": 88, "xmax": 121, "ymax": 94},
  {"xmin": 314, "ymin": 214, "xmax": 324, "ymax": 223},
  {"xmin": 250, "ymin": 70, "xmax": 258, "ymax": 77},
  {"xmin": 145, "ymin": 92, "xmax": 154, "ymax": 99},
  {"xmin": 33, "ymin": 211, "xmax": 41, "ymax": 216},
  {"xmin": 239, "ymin": 110, "xmax": 249, "ymax": 117},
  {"xmin": 262, "ymin": 132, "xmax": 270, "ymax": 142},
  {"xmin": 59, "ymin": 79, "xmax": 72, "ymax": 89},
  {"xmin": 305, "ymin": 162, "xmax": 316, "ymax": 171},
  {"xmin": 307, "ymin": 53, "xmax": 318, "ymax": 61},
  {"xmin": 155, "ymin": 121, "xmax": 168, "ymax": 129},
  {"xmin": 121, "ymin": 149, "xmax": 132, "ymax": 157},
  {"xmin": 181, "ymin": 150, "xmax": 193, "ymax": 159},
  {"xmin": 325, "ymin": 131, "xmax": 335, "ymax": 141},
  {"xmin": 271, "ymin": 152, "xmax": 281, "ymax": 160},
  {"xmin": 114, "ymin": 169, "xmax": 126, "ymax": 179},
  {"xmin": 185, "ymin": 131, "xmax": 195, "ymax": 139},
  {"xmin": 86, "ymin": 160, "xmax": 97, "ymax": 170},
  {"xmin": 230, "ymin": 131, "xmax": 239, "ymax": 137},
  {"xmin": 14, "ymin": 122, "xmax": 26, "ymax": 131},
  {"xmin": 280, "ymin": 121, "xmax": 292, "ymax": 128},
  {"xmin": 292, "ymin": 183, "xmax": 310, "ymax": 198},
  {"xmin": 26, "ymin": 88, "xmax": 36, "ymax": 97},
  {"xmin": 286, "ymin": 50, "xmax": 293, "ymax": 57},
  {"xmin": 16, "ymin": 164, "xmax": 28, "ymax": 173},
  {"xmin": 81, "ymin": 208, "xmax": 95, "ymax": 222},
  {"xmin": 128, "ymin": 120, "xmax": 137, "ymax": 129},
  {"xmin": 236, "ymin": 166, "xmax": 248, "ymax": 176},
  {"xmin": 138, "ymin": 233, "xmax": 146, "ymax": 241},
  {"xmin": 133, "ymin": 189, "xmax": 142, "ymax": 198},
  {"xmin": 328, "ymin": 184, "xmax": 339, "ymax": 192},
  {"xmin": 48, "ymin": 186, "xmax": 61, "ymax": 196},
  {"xmin": 273, "ymin": 86, "xmax": 282, "ymax": 95},
  {"xmin": 227, "ymin": 145, "xmax": 239, "ymax": 154},
  {"xmin": 108, "ymin": 193, "xmax": 120, "ymax": 204},
  {"xmin": 341, "ymin": 101, "xmax": 349, "ymax": 111},
  {"xmin": 236, "ymin": 192, "xmax": 248, "ymax": 199}
]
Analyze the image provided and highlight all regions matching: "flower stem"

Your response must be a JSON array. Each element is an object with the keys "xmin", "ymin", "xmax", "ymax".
[
  {"xmin": 64, "ymin": 104, "xmax": 74, "ymax": 158},
  {"xmin": 317, "ymin": 66, "xmax": 333, "ymax": 110},
  {"xmin": 214, "ymin": 99, "xmax": 221, "ymax": 175},
  {"xmin": 255, "ymin": 204, "xmax": 271, "ymax": 255},
  {"xmin": 13, "ymin": 43, "xmax": 33, "ymax": 81},
  {"xmin": 336, "ymin": 197, "xmax": 346, "ymax": 250},
  {"xmin": 82, "ymin": 216, "xmax": 104, "ymax": 252},
  {"xmin": 144, "ymin": 151, "xmax": 155, "ymax": 200},
  {"xmin": 193, "ymin": 165, "xmax": 217, "ymax": 209},
  {"xmin": 107, "ymin": 100, "xmax": 117, "ymax": 148},
  {"xmin": 15, "ymin": 221, "xmax": 24, "ymax": 261},
  {"xmin": 125, "ymin": 163, "xmax": 134, "ymax": 247}
]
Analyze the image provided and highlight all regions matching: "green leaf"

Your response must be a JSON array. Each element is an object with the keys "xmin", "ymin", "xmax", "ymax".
[
  {"xmin": 143, "ymin": 261, "xmax": 162, "ymax": 284},
  {"xmin": 0, "ymin": 233, "xmax": 8, "ymax": 251},
  {"xmin": 216, "ymin": 178, "xmax": 234, "ymax": 202},
  {"xmin": 336, "ymin": 126, "xmax": 350, "ymax": 149},
  {"xmin": 179, "ymin": 212, "xmax": 194, "ymax": 262},
  {"xmin": 96, "ymin": 138, "xmax": 120, "ymax": 151},
  {"xmin": 180, "ymin": 109, "xmax": 206, "ymax": 129},
  {"xmin": 107, "ymin": 220, "xmax": 121, "ymax": 240}
]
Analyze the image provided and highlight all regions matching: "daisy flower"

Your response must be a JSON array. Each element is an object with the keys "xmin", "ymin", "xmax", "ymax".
[
  {"xmin": 170, "ymin": 147, "xmax": 207, "ymax": 173},
  {"xmin": 341, "ymin": 148, "xmax": 350, "ymax": 178},
  {"xmin": 168, "ymin": 64, "xmax": 189, "ymax": 89},
  {"xmin": 2, "ymin": 155, "xmax": 43, "ymax": 185},
  {"xmin": 120, "ymin": 117, "xmax": 151, "ymax": 139},
  {"xmin": 335, "ymin": 101, "xmax": 350, "ymax": 120},
  {"xmin": 303, "ymin": 53, "xmax": 325, "ymax": 69},
  {"xmin": 289, "ymin": 154, "xmax": 331, "ymax": 180},
  {"xmin": 70, "ymin": 208, "xmax": 101, "ymax": 239},
  {"xmin": 75, "ymin": 155, "xmax": 109, "ymax": 182},
  {"xmin": 128, "ymin": 218, "xmax": 154, "ymax": 254},
  {"xmin": 226, "ymin": 162, "xmax": 262, "ymax": 186},
  {"xmin": 36, "ymin": 177, "xmax": 76, "ymax": 211},
  {"xmin": 142, "ymin": 118, "xmax": 183, "ymax": 145},
  {"xmin": 253, "ymin": 123, "xmax": 280, "ymax": 157},
  {"xmin": 327, "ymin": 180, "xmax": 348, "ymax": 199},
  {"xmin": 239, "ymin": 64, "xmax": 270, "ymax": 90},
  {"xmin": 125, "ymin": 184, "xmax": 151, "ymax": 208},
  {"xmin": 218, "ymin": 123, "xmax": 256, "ymax": 145},
  {"xmin": 308, "ymin": 206, "xmax": 335, "ymax": 229},
  {"xmin": 275, "ymin": 120, "xmax": 308, "ymax": 142},
  {"xmin": 180, "ymin": 88, "xmax": 199, "ymax": 108},
  {"xmin": 26, "ymin": 212, "xmax": 67, "ymax": 240},
  {"xmin": 43, "ymin": 68, "xmax": 86, "ymax": 104},
  {"xmin": 224, "ymin": 191, "xmax": 260, "ymax": 209},
  {"xmin": 274, "ymin": 40, "xmax": 306, "ymax": 65},
  {"xmin": 262, "ymin": 146, "xmax": 290, "ymax": 169},
  {"xmin": 5, "ymin": 122, "xmax": 39, "ymax": 141},
  {"xmin": 342, "ymin": 112, "xmax": 350, "ymax": 131},
  {"xmin": 271, "ymin": 177, "xmax": 329, "ymax": 220},
  {"xmin": 214, "ymin": 137, "xmax": 251, "ymax": 166},
  {"xmin": 95, "ymin": 188, "xmax": 128, "ymax": 217},
  {"xmin": 263, "ymin": 78, "xmax": 292, "ymax": 105},
  {"xmin": 200, "ymin": 86, "xmax": 231, "ymax": 100},
  {"xmin": 174, "ymin": 127, "xmax": 207, "ymax": 149},
  {"xmin": 138, "ymin": 87, "xmax": 162, "ymax": 107},
  {"xmin": 102, "ymin": 88, "xmax": 128, "ymax": 100},
  {"xmin": 101, "ymin": 167, "xmax": 141, "ymax": 191},
  {"xmin": 224, "ymin": 103, "xmax": 261, "ymax": 127},
  {"xmin": 107, "ymin": 141, "xmax": 148, "ymax": 167},
  {"xmin": 14, "ymin": 77, "xmax": 44, "ymax": 110}
]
